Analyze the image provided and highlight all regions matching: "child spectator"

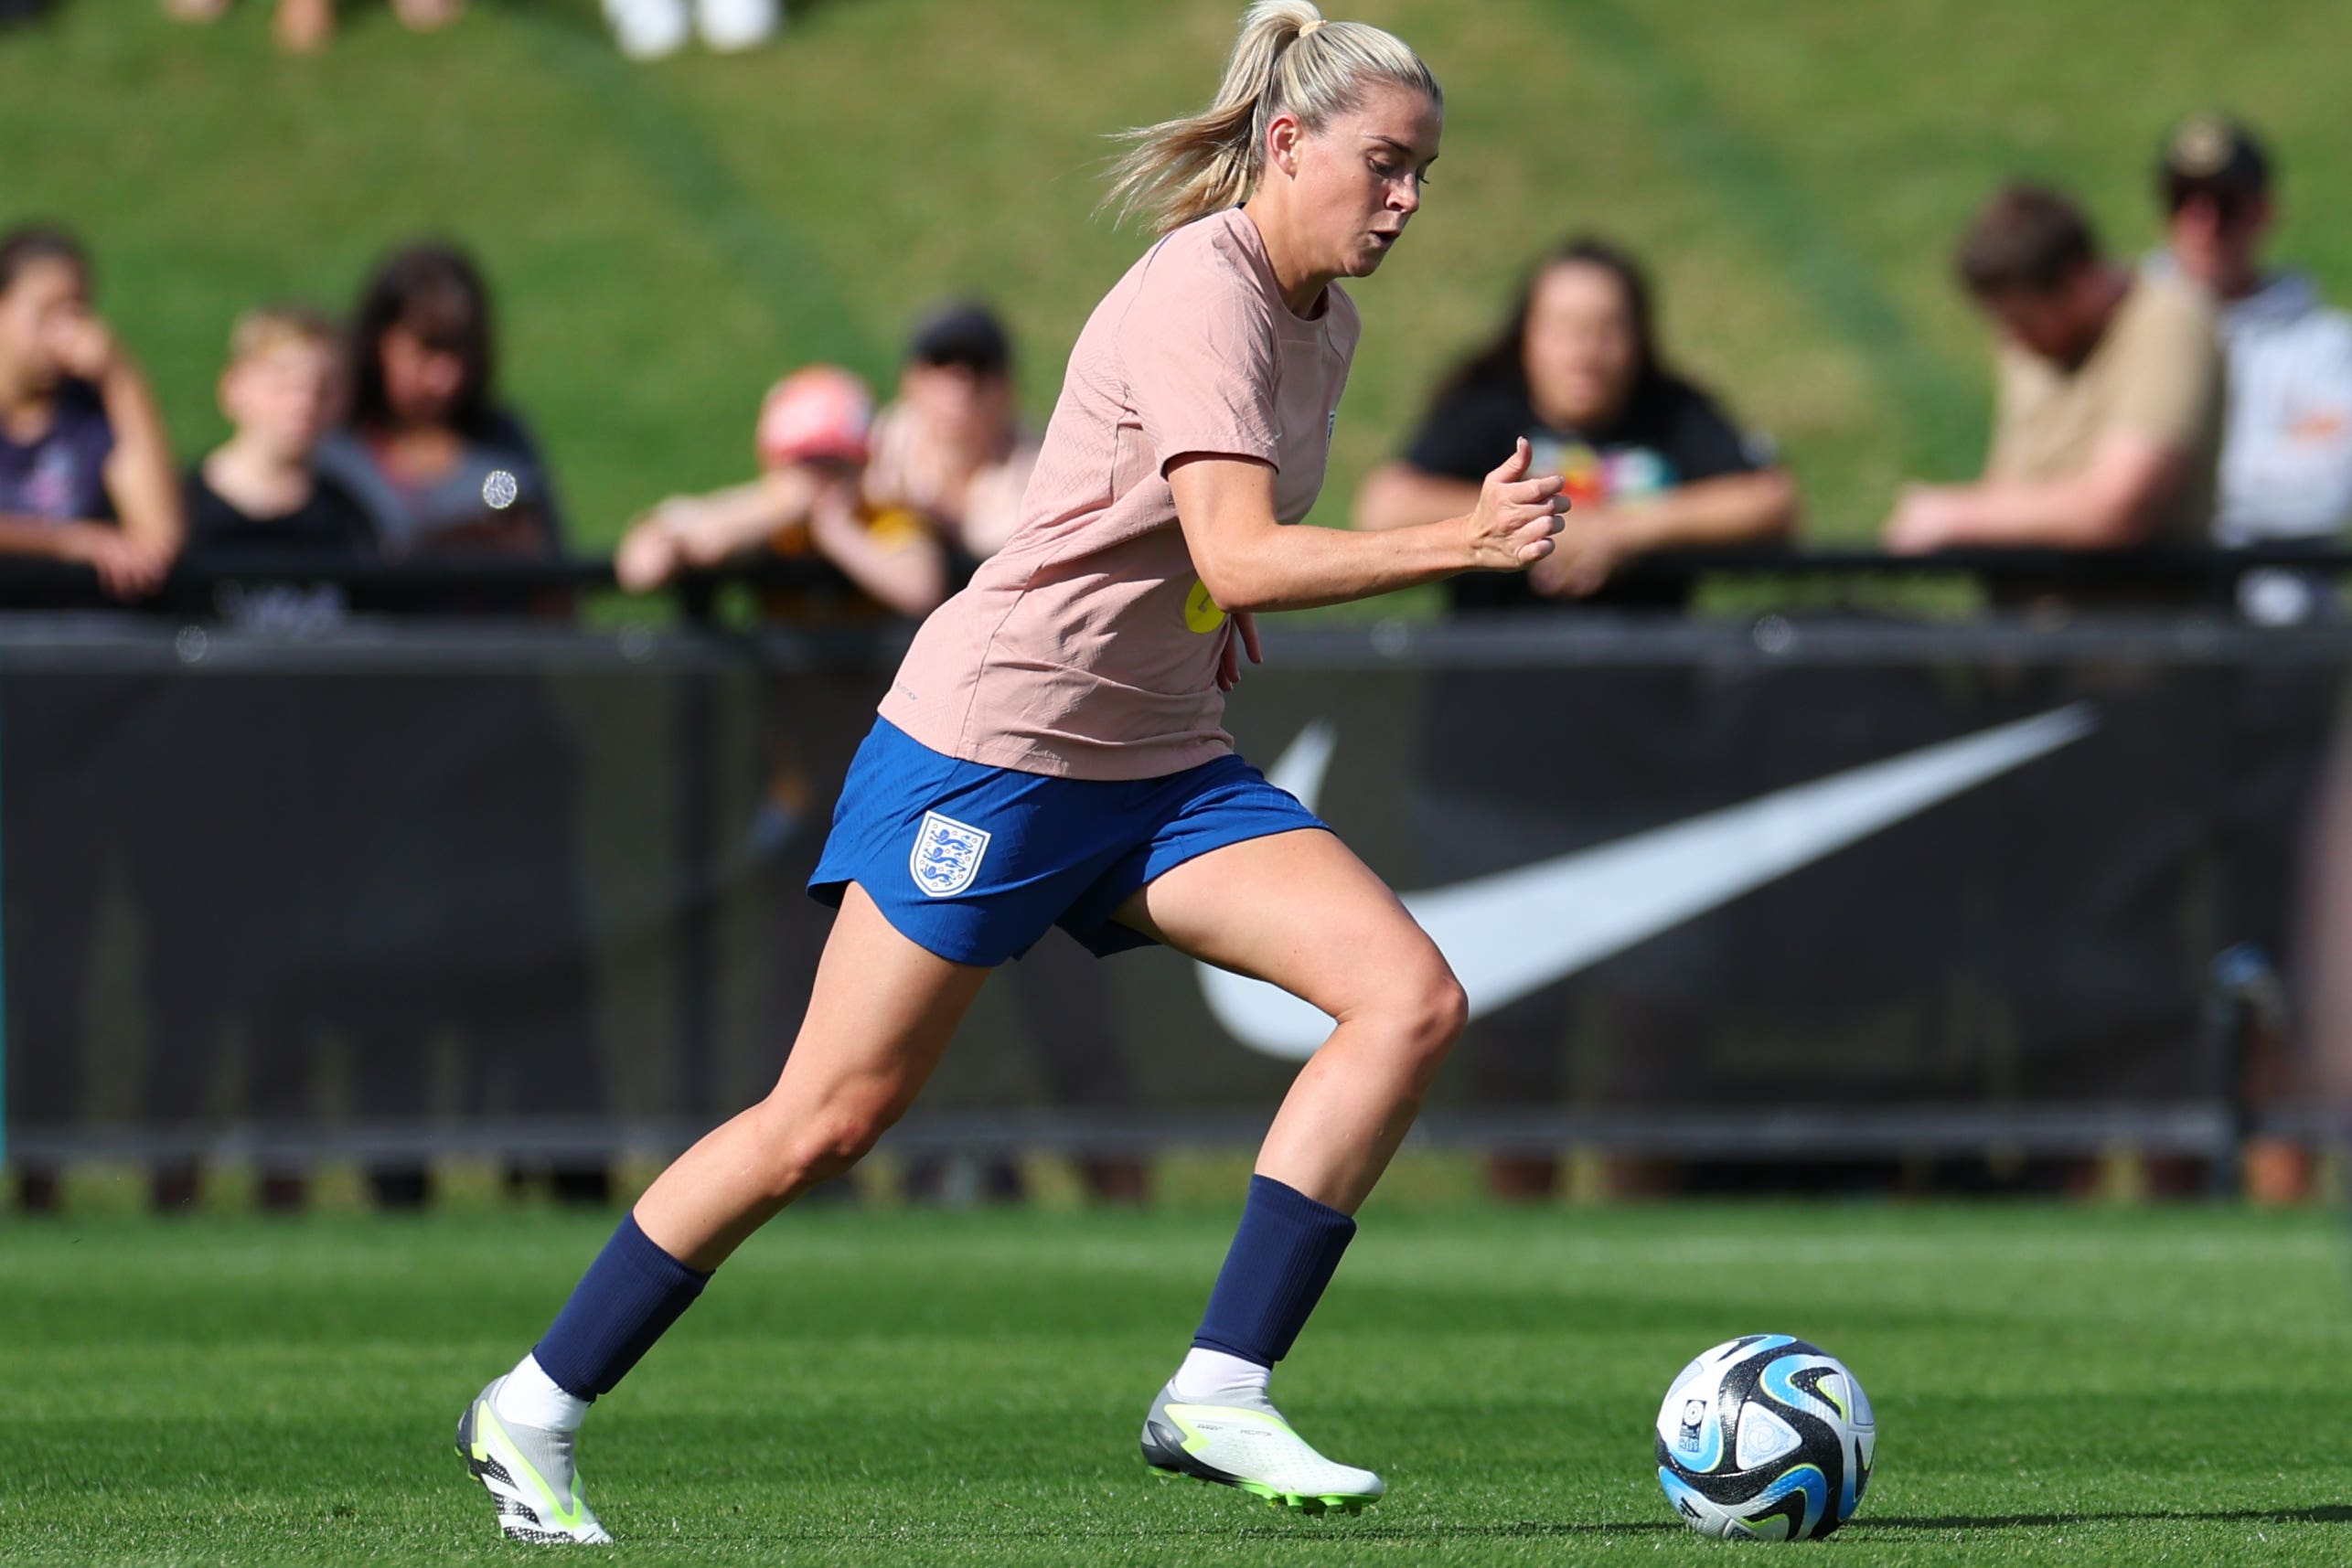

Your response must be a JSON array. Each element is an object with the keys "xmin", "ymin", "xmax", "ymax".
[
  {"xmin": 1355, "ymin": 236, "xmax": 1794, "ymax": 606},
  {"xmin": 616, "ymin": 363, "xmax": 947, "ymax": 617},
  {"xmin": 315, "ymin": 242, "xmax": 564, "ymax": 571},
  {"xmin": 0, "ymin": 225, "xmax": 182, "ymax": 603},
  {"xmin": 184, "ymin": 304, "xmax": 371, "ymax": 627}
]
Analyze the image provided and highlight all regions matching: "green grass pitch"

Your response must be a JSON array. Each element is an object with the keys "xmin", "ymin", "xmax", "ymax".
[{"xmin": 3, "ymin": 1201, "xmax": 2347, "ymax": 1564}]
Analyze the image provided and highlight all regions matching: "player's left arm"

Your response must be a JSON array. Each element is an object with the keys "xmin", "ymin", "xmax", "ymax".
[{"xmin": 1172, "ymin": 444, "xmax": 1563, "ymax": 614}]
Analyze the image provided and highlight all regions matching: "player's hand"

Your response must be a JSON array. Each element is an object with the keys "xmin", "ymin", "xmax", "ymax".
[
  {"xmin": 1465, "ymin": 438, "xmax": 1567, "ymax": 570},
  {"xmin": 1215, "ymin": 608, "xmax": 1262, "ymax": 692}
]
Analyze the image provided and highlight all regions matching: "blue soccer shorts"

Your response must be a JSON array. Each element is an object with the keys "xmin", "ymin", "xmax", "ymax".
[{"xmin": 808, "ymin": 718, "xmax": 1327, "ymax": 966}]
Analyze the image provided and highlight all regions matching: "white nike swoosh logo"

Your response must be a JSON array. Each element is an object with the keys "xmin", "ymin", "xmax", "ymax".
[{"xmin": 1200, "ymin": 704, "xmax": 2098, "ymax": 1059}]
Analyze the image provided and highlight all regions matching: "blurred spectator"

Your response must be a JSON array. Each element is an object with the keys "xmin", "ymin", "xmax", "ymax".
[
  {"xmin": 164, "ymin": 0, "xmax": 463, "ymax": 55},
  {"xmin": 184, "ymin": 304, "xmax": 371, "ymax": 628},
  {"xmin": 1354, "ymin": 236, "xmax": 1794, "ymax": 606},
  {"xmin": 603, "ymin": 0, "xmax": 778, "ymax": 62},
  {"xmin": 616, "ymin": 364, "xmax": 947, "ymax": 613},
  {"xmin": 1886, "ymin": 184, "xmax": 2224, "ymax": 565},
  {"xmin": 316, "ymin": 242, "xmax": 561, "ymax": 573},
  {"xmin": 868, "ymin": 302, "xmax": 1041, "ymax": 564},
  {"xmin": 1355, "ymin": 238, "xmax": 1790, "ymax": 1200},
  {"xmin": 2149, "ymin": 114, "xmax": 2352, "ymax": 624},
  {"xmin": 618, "ymin": 303, "xmax": 1040, "ymax": 602},
  {"xmin": 0, "ymin": 225, "xmax": 182, "ymax": 603},
  {"xmin": 319, "ymin": 242, "xmax": 604, "ymax": 1211}
]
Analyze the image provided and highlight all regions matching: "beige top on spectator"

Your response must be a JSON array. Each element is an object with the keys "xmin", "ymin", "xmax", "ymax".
[
  {"xmin": 1990, "ymin": 275, "xmax": 2226, "ymax": 545},
  {"xmin": 880, "ymin": 208, "xmax": 1360, "ymax": 779}
]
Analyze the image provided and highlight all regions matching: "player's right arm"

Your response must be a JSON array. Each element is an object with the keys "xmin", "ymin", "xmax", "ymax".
[{"xmin": 1171, "ymin": 437, "xmax": 1564, "ymax": 614}]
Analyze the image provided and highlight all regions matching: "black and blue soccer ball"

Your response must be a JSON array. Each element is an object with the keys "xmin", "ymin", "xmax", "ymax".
[{"xmin": 1654, "ymin": 1335, "xmax": 1876, "ymax": 1540}]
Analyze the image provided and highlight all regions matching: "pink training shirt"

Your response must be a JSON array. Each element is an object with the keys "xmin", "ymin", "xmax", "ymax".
[{"xmin": 879, "ymin": 208, "xmax": 1361, "ymax": 780}]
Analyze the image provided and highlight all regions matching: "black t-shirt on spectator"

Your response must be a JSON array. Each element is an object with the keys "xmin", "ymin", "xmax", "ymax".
[
  {"xmin": 1401, "ymin": 373, "xmax": 1770, "ymax": 611},
  {"xmin": 180, "ymin": 466, "xmax": 374, "ymax": 628},
  {"xmin": 183, "ymin": 467, "xmax": 375, "ymax": 556}
]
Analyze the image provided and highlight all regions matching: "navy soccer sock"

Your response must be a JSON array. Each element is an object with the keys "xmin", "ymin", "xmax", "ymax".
[
  {"xmin": 1191, "ymin": 1175, "xmax": 1357, "ymax": 1367},
  {"xmin": 530, "ymin": 1212, "xmax": 713, "ymax": 1401}
]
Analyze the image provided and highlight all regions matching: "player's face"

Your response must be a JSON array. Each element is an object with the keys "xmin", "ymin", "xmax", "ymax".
[
  {"xmin": 380, "ymin": 325, "xmax": 469, "ymax": 427},
  {"xmin": 1523, "ymin": 261, "xmax": 1641, "ymax": 428},
  {"xmin": 0, "ymin": 259, "xmax": 91, "ymax": 389},
  {"xmin": 223, "ymin": 340, "xmax": 343, "ymax": 462},
  {"xmin": 1297, "ymin": 82, "xmax": 1441, "ymax": 280}
]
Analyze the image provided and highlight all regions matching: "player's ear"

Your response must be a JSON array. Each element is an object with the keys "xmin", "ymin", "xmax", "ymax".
[{"xmin": 1266, "ymin": 112, "xmax": 1303, "ymax": 180}]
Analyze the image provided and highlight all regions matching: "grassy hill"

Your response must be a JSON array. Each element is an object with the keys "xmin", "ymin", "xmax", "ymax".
[{"xmin": 6, "ymin": 0, "xmax": 2350, "ymax": 551}]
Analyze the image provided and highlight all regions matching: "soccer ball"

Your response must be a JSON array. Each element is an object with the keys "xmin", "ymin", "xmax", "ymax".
[{"xmin": 1653, "ymin": 1335, "xmax": 1876, "ymax": 1540}]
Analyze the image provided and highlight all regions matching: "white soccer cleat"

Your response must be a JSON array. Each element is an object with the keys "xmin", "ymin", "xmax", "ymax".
[
  {"xmin": 456, "ymin": 1377, "xmax": 615, "ymax": 1545},
  {"xmin": 1139, "ymin": 1381, "xmax": 1384, "ymax": 1515}
]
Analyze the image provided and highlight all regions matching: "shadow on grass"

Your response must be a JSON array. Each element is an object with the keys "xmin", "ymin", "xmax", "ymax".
[
  {"xmin": 953, "ymin": 1506, "xmax": 2352, "ymax": 1543},
  {"xmin": 1863, "ymin": 1506, "xmax": 2352, "ymax": 1531}
]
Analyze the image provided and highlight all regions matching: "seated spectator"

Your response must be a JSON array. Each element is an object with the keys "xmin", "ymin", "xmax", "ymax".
[
  {"xmin": 616, "ymin": 364, "xmax": 947, "ymax": 617},
  {"xmin": 0, "ymin": 225, "xmax": 182, "ymax": 602},
  {"xmin": 164, "ymin": 0, "xmax": 463, "ymax": 55},
  {"xmin": 184, "ymin": 304, "xmax": 370, "ymax": 627},
  {"xmin": 1886, "ymin": 184, "xmax": 2224, "ymax": 564},
  {"xmin": 865, "ymin": 302, "xmax": 1041, "ymax": 565},
  {"xmin": 2150, "ymin": 114, "xmax": 2352, "ymax": 624},
  {"xmin": 1353, "ymin": 236, "xmax": 1794, "ymax": 606},
  {"xmin": 316, "ymin": 242, "xmax": 563, "ymax": 571}
]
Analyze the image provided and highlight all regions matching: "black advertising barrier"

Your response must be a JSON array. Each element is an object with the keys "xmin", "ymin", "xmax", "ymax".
[{"xmin": 0, "ymin": 610, "xmax": 2343, "ymax": 1167}]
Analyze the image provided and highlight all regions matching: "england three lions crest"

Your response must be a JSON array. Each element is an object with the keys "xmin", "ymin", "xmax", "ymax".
[{"xmin": 910, "ymin": 811, "xmax": 991, "ymax": 898}]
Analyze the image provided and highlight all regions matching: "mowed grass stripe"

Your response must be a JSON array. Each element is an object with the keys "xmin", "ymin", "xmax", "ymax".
[
  {"xmin": 1, "ymin": 1205, "xmax": 2347, "ymax": 1564},
  {"xmin": 1543, "ymin": 0, "xmax": 1984, "ymax": 479}
]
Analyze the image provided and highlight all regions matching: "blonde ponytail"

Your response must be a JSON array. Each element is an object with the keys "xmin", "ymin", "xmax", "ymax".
[{"xmin": 1102, "ymin": 2, "xmax": 1441, "ymax": 235}]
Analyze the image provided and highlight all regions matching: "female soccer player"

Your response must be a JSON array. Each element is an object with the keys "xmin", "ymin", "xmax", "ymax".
[{"xmin": 457, "ymin": 2, "xmax": 1566, "ymax": 1542}]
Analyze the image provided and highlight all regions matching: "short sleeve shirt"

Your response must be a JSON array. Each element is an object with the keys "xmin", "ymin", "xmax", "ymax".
[
  {"xmin": 880, "ymin": 208, "xmax": 1360, "ymax": 779},
  {"xmin": 0, "ymin": 378, "xmax": 115, "ymax": 524},
  {"xmin": 1989, "ymin": 275, "xmax": 2225, "ymax": 546},
  {"xmin": 1402, "ymin": 373, "xmax": 1769, "ymax": 612},
  {"xmin": 313, "ymin": 409, "xmax": 565, "ymax": 560}
]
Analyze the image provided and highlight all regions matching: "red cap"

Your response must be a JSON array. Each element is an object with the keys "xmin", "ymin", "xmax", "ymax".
[{"xmin": 755, "ymin": 365, "xmax": 873, "ymax": 467}]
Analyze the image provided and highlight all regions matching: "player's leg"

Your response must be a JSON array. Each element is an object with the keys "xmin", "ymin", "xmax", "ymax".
[
  {"xmin": 458, "ymin": 884, "xmax": 987, "ymax": 1544},
  {"xmin": 1114, "ymin": 827, "xmax": 1466, "ymax": 1512}
]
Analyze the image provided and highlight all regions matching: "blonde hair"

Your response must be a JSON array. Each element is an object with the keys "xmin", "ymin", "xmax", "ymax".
[
  {"xmin": 229, "ymin": 303, "xmax": 339, "ymax": 365},
  {"xmin": 1103, "ymin": 2, "xmax": 1441, "ymax": 235}
]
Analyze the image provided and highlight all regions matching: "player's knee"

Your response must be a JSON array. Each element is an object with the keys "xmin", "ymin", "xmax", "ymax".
[
  {"xmin": 748, "ymin": 1090, "xmax": 895, "ymax": 1195},
  {"xmin": 1369, "ymin": 955, "xmax": 1467, "ymax": 1076},
  {"xmin": 795, "ymin": 1101, "xmax": 893, "ymax": 1181},
  {"xmin": 1412, "ymin": 966, "xmax": 1470, "ymax": 1059}
]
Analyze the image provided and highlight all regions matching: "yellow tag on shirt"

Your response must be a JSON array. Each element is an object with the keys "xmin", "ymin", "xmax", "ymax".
[{"xmin": 1183, "ymin": 578, "xmax": 1228, "ymax": 634}]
